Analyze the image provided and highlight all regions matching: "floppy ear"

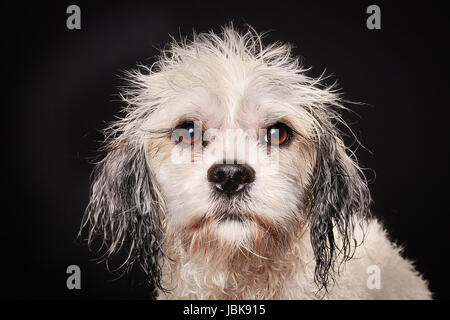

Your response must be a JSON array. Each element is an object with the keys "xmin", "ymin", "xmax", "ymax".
[
  {"xmin": 80, "ymin": 138, "xmax": 165, "ymax": 295},
  {"xmin": 309, "ymin": 128, "xmax": 371, "ymax": 292}
]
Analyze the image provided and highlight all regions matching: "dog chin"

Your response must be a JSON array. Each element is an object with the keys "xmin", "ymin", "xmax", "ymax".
[{"xmin": 214, "ymin": 218, "xmax": 251, "ymax": 244}]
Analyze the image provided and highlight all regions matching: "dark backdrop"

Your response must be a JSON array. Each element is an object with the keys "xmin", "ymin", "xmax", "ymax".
[{"xmin": 1, "ymin": 0, "xmax": 448, "ymax": 299}]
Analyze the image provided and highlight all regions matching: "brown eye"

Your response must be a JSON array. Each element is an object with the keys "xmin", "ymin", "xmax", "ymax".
[
  {"xmin": 265, "ymin": 123, "xmax": 291, "ymax": 146},
  {"xmin": 175, "ymin": 122, "xmax": 201, "ymax": 145}
]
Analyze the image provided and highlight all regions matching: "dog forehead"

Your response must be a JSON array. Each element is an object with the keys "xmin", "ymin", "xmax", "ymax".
[
  {"xmin": 146, "ymin": 54, "xmax": 298, "ymax": 131},
  {"xmin": 170, "ymin": 78, "xmax": 293, "ymax": 130}
]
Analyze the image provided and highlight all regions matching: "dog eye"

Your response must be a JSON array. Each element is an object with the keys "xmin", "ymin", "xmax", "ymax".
[
  {"xmin": 265, "ymin": 123, "xmax": 291, "ymax": 146},
  {"xmin": 174, "ymin": 121, "xmax": 202, "ymax": 145}
]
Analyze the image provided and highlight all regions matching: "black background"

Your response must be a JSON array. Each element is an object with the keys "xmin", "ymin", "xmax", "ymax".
[{"xmin": 1, "ymin": 0, "xmax": 448, "ymax": 299}]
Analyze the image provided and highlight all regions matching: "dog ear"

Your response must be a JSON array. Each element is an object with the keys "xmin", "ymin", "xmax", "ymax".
[
  {"xmin": 80, "ymin": 139, "xmax": 165, "ymax": 295},
  {"xmin": 309, "ymin": 128, "xmax": 371, "ymax": 292}
]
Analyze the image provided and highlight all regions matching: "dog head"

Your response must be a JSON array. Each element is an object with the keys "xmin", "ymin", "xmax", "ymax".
[{"xmin": 81, "ymin": 26, "xmax": 371, "ymax": 293}]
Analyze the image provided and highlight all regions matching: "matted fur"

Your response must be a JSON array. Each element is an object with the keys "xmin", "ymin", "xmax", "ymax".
[{"xmin": 81, "ymin": 25, "xmax": 432, "ymax": 299}]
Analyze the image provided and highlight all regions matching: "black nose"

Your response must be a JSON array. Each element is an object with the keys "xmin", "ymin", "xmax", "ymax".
[{"xmin": 207, "ymin": 164, "xmax": 255, "ymax": 195}]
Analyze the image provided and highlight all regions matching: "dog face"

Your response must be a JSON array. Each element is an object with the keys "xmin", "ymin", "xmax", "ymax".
[
  {"xmin": 82, "ymin": 27, "xmax": 371, "ymax": 292},
  {"xmin": 144, "ymin": 71, "xmax": 316, "ymax": 253}
]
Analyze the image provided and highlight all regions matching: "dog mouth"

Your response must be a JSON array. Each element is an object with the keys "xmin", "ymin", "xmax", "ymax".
[{"xmin": 217, "ymin": 212, "xmax": 245, "ymax": 223}]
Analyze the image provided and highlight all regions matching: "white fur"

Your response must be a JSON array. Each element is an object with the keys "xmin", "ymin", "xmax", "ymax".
[{"xmin": 159, "ymin": 220, "xmax": 431, "ymax": 299}]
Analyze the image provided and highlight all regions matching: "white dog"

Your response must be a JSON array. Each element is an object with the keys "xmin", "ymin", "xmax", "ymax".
[{"xmin": 82, "ymin": 26, "xmax": 431, "ymax": 299}]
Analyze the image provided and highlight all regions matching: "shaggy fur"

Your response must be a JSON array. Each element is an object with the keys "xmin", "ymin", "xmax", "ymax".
[{"xmin": 81, "ymin": 26, "xmax": 432, "ymax": 299}]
